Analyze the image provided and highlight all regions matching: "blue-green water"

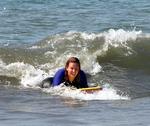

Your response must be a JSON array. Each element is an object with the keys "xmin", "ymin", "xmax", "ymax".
[
  {"xmin": 1, "ymin": 0, "xmax": 150, "ymax": 45},
  {"xmin": 0, "ymin": 0, "xmax": 150, "ymax": 125}
]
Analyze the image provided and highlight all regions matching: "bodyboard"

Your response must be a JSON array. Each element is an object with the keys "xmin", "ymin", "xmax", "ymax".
[{"xmin": 80, "ymin": 86, "xmax": 102, "ymax": 93}]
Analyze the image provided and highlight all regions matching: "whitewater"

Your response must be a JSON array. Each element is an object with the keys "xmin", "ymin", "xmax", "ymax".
[{"xmin": 0, "ymin": 0, "xmax": 150, "ymax": 126}]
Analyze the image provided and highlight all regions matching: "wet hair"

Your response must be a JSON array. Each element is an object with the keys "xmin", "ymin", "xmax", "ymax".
[{"xmin": 65, "ymin": 57, "xmax": 81, "ymax": 82}]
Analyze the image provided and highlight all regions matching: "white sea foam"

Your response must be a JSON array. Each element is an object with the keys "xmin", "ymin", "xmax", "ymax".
[
  {"xmin": 93, "ymin": 29, "xmax": 142, "ymax": 56},
  {"xmin": 43, "ymin": 84, "xmax": 129, "ymax": 101},
  {"xmin": 0, "ymin": 60, "xmax": 49, "ymax": 87},
  {"xmin": 104, "ymin": 29, "xmax": 141, "ymax": 45}
]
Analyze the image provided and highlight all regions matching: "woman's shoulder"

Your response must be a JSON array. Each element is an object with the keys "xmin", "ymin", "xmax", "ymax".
[
  {"xmin": 55, "ymin": 68, "xmax": 65, "ymax": 75},
  {"xmin": 57, "ymin": 68, "xmax": 65, "ymax": 71},
  {"xmin": 80, "ymin": 69, "xmax": 86, "ymax": 74}
]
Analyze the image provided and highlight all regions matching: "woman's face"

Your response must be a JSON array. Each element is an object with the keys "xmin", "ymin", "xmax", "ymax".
[{"xmin": 66, "ymin": 62, "xmax": 79, "ymax": 81}]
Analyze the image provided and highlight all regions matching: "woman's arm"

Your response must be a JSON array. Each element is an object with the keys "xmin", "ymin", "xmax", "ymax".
[
  {"xmin": 52, "ymin": 68, "xmax": 65, "ymax": 86},
  {"xmin": 80, "ymin": 70, "xmax": 88, "ymax": 88}
]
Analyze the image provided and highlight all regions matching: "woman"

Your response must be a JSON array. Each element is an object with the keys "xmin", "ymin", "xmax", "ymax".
[{"xmin": 52, "ymin": 57, "xmax": 88, "ymax": 89}]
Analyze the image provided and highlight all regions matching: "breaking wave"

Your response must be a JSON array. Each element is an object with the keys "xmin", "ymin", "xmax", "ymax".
[{"xmin": 0, "ymin": 29, "xmax": 150, "ymax": 100}]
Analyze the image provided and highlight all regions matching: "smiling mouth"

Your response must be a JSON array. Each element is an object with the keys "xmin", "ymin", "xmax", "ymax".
[{"xmin": 71, "ymin": 72, "xmax": 76, "ymax": 76}]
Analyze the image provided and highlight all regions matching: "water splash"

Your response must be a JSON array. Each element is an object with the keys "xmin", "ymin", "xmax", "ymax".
[{"xmin": 43, "ymin": 84, "xmax": 130, "ymax": 101}]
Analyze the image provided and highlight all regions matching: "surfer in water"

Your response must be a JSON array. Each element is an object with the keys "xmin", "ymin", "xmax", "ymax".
[{"xmin": 41, "ymin": 57, "xmax": 88, "ymax": 89}]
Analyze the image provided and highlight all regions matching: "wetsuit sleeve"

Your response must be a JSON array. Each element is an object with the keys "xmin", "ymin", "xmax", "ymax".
[
  {"xmin": 80, "ymin": 70, "xmax": 88, "ymax": 88},
  {"xmin": 52, "ymin": 68, "xmax": 65, "ymax": 86}
]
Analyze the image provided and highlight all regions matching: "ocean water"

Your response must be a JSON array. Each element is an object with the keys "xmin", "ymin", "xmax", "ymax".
[{"xmin": 0, "ymin": 0, "xmax": 150, "ymax": 125}]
